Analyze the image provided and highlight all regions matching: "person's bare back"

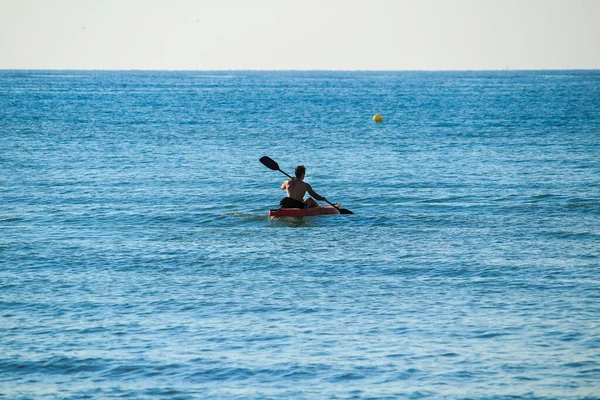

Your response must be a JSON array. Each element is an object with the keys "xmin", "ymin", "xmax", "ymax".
[
  {"xmin": 279, "ymin": 165, "xmax": 326, "ymax": 208},
  {"xmin": 282, "ymin": 178, "xmax": 312, "ymax": 201}
]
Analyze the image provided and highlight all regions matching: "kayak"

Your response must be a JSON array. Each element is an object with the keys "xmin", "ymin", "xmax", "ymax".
[{"xmin": 268, "ymin": 204, "xmax": 341, "ymax": 217}]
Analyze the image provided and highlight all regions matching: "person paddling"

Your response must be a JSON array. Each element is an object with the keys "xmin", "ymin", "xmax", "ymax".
[{"xmin": 280, "ymin": 165, "xmax": 327, "ymax": 209}]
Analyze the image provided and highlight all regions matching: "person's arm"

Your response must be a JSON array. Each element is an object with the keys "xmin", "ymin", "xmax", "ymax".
[
  {"xmin": 281, "ymin": 179, "xmax": 289, "ymax": 190},
  {"xmin": 306, "ymin": 184, "xmax": 326, "ymax": 201}
]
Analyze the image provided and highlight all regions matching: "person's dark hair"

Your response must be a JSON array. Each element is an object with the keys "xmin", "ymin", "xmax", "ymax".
[{"xmin": 295, "ymin": 165, "xmax": 306, "ymax": 178}]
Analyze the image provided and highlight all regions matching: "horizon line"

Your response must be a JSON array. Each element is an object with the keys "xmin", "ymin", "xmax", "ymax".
[{"xmin": 2, "ymin": 68, "xmax": 600, "ymax": 73}]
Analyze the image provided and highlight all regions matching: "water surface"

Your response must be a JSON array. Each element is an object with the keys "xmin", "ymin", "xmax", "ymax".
[{"xmin": 1, "ymin": 70, "xmax": 599, "ymax": 399}]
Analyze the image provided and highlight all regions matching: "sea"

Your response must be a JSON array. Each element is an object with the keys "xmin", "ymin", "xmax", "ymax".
[{"xmin": 1, "ymin": 70, "xmax": 599, "ymax": 399}]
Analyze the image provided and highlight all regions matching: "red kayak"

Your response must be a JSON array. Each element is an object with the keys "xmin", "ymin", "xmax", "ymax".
[{"xmin": 268, "ymin": 204, "xmax": 341, "ymax": 217}]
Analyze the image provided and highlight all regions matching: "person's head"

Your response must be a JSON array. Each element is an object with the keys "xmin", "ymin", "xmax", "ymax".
[{"xmin": 295, "ymin": 165, "xmax": 306, "ymax": 179}]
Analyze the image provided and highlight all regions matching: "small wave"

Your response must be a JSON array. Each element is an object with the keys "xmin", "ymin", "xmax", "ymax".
[
  {"xmin": 0, "ymin": 356, "xmax": 106, "ymax": 374},
  {"xmin": 385, "ymin": 353, "xmax": 409, "ymax": 359},
  {"xmin": 579, "ymin": 368, "xmax": 600, "ymax": 376},
  {"xmin": 514, "ymin": 375, "xmax": 540, "ymax": 381},
  {"xmin": 541, "ymin": 230, "xmax": 600, "ymax": 240},
  {"xmin": 185, "ymin": 363, "xmax": 334, "ymax": 383},
  {"xmin": 102, "ymin": 362, "xmax": 188, "ymax": 379},
  {"xmin": 583, "ymin": 337, "xmax": 600, "ymax": 349},
  {"xmin": 565, "ymin": 200, "xmax": 600, "ymax": 214},
  {"xmin": 187, "ymin": 366, "xmax": 256, "ymax": 382},
  {"xmin": 472, "ymin": 331, "xmax": 509, "ymax": 339},
  {"xmin": 390, "ymin": 368, "xmax": 424, "ymax": 381},
  {"xmin": 213, "ymin": 212, "xmax": 273, "ymax": 226},
  {"xmin": 225, "ymin": 211, "xmax": 254, "ymax": 218},
  {"xmin": 440, "ymin": 352, "xmax": 459, "ymax": 357},
  {"xmin": 563, "ymin": 361, "xmax": 598, "ymax": 369},
  {"xmin": 76, "ymin": 326, "xmax": 110, "ymax": 335},
  {"xmin": 558, "ymin": 332, "xmax": 583, "ymax": 342},
  {"xmin": 141, "ymin": 388, "xmax": 186, "ymax": 397},
  {"xmin": 0, "ymin": 217, "xmax": 25, "ymax": 223},
  {"xmin": 532, "ymin": 194, "xmax": 555, "ymax": 200},
  {"xmin": 419, "ymin": 195, "xmax": 474, "ymax": 204},
  {"xmin": 327, "ymin": 372, "xmax": 366, "ymax": 382}
]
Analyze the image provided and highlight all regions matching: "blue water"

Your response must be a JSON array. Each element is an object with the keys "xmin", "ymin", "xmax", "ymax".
[{"xmin": 1, "ymin": 70, "xmax": 599, "ymax": 399}]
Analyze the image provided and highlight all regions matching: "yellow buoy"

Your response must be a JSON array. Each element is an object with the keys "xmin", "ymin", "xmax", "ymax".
[{"xmin": 373, "ymin": 114, "xmax": 383, "ymax": 123}]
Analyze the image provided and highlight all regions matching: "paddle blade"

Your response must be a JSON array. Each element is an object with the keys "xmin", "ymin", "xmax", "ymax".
[
  {"xmin": 259, "ymin": 156, "xmax": 280, "ymax": 171},
  {"xmin": 324, "ymin": 199, "xmax": 354, "ymax": 215}
]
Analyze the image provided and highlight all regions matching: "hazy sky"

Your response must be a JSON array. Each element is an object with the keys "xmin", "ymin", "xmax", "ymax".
[{"xmin": 1, "ymin": 0, "xmax": 599, "ymax": 70}]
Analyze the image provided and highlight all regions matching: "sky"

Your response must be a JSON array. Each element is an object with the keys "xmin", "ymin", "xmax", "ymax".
[{"xmin": 1, "ymin": 0, "xmax": 599, "ymax": 70}]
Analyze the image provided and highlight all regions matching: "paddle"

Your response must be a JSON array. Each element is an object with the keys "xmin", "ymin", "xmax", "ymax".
[{"xmin": 259, "ymin": 156, "xmax": 354, "ymax": 214}]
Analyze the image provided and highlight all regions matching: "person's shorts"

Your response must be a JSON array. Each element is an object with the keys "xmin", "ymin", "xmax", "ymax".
[{"xmin": 280, "ymin": 197, "xmax": 306, "ymax": 209}]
